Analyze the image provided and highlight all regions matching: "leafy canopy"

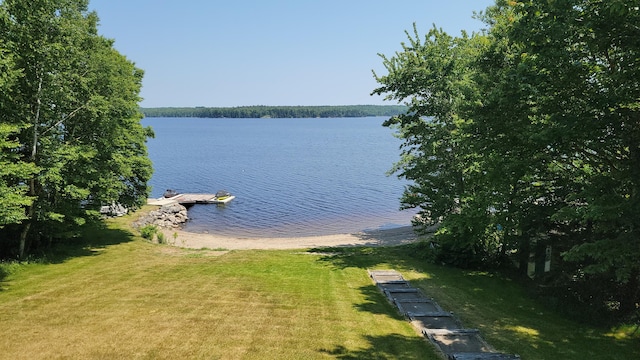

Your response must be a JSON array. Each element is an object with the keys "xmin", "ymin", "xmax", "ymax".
[
  {"xmin": 0, "ymin": 0, "xmax": 152, "ymax": 257},
  {"xmin": 374, "ymin": 0, "xmax": 640, "ymax": 323}
]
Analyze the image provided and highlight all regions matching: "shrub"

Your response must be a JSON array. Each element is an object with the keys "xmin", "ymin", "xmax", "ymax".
[
  {"xmin": 156, "ymin": 232, "xmax": 166, "ymax": 244},
  {"xmin": 139, "ymin": 225, "xmax": 157, "ymax": 240}
]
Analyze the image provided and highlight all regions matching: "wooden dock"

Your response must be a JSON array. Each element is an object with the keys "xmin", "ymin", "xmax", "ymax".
[{"xmin": 147, "ymin": 193, "xmax": 235, "ymax": 206}]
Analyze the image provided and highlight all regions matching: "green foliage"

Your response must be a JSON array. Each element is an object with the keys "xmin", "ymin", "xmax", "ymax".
[
  {"xmin": 373, "ymin": 24, "xmax": 490, "ymax": 264},
  {"xmin": 141, "ymin": 105, "xmax": 408, "ymax": 118},
  {"xmin": 139, "ymin": 225, "xmax": 157, "ymax": 240},
  {"xmin": 0, "ymin": 48, "xmax": 38, "ymax": 228},
  {"xmin": 0, "ymin": 0, "xmax": 153, "ymax": 258},
  {"xmin": 0, "ymin": 260, "xmax": 21, "ymax": 282},
  {"xmin": 156, "ymin": 231, "xmax": 165, "ymax": 244},
  {"xmin": 375, "ymin": 0, "xmax": 640, "ymax": 323}
]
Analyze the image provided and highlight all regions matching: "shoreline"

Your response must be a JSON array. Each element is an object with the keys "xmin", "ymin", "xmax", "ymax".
[{"xmin": 158, "ymin": 225, "xmax": 419, "ymax": 250}]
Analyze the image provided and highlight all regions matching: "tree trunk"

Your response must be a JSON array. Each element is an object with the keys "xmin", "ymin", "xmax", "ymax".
[
  {"xmin": 518, "ymin": 232, "xmax": 530, "ymax": 276},
  {"xmin": 620, "ymin": 268, "xmax": 639, "ymax": 316},
  {"xmin": 18, "ymin": 219, "xmax": 31, "ymax": 259},
  {"xmin": 19, "ymin": 76, "xmax": 42, "ymax": 259}
]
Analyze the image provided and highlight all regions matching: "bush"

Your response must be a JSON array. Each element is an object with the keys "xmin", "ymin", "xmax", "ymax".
[
  {"xmin": 139, "ymin": 225, "xmax": 157, "ymax": 240},
  {"xmin": 156, "ymin": 232, "xmax": 166, "ymax": 244}
]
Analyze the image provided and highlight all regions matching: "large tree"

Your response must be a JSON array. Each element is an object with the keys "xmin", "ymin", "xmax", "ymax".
[
  {"xmin": 0, "ymin": 0, "xmax": 152, "ymax": 258},
  {"xmin": 372, "ymin": 25, "xmax": 502, "ymax": 268},
  {"xmin": 375, "ymin": 0, "xmax": 640, "ymax": 321},
  {"xmin": 0, "ymin": 42, "xmax": 37, "ymax": 231},
  {"xmin": 498, "ymin": 0, "xmax": 640, "ymax": 316}
]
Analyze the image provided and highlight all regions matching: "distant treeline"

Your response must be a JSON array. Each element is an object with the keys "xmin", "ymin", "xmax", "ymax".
[{"xmin": 141, "ymin": 105, "xmax": 408, "ymax": 118}]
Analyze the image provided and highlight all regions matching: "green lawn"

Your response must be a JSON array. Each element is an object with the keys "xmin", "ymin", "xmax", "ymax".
[{"xmin": 0, "ymin": 216, "xmax": 637, "ymax": 359}]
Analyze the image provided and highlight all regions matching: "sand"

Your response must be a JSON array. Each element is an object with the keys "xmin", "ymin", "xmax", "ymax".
[{"xmin": 159, "ymin": 225, "xmax": 419, "ymax": 250}]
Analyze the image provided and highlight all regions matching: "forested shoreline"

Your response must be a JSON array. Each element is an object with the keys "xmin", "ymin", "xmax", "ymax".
[{"xmin": 141, "ymin": 105, "xmax": 407, "ymax": 118}]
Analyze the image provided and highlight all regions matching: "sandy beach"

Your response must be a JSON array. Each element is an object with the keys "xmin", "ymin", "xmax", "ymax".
[{"xmin": 158, "ymin": 225, "xmax": 419, "ymax": 250}]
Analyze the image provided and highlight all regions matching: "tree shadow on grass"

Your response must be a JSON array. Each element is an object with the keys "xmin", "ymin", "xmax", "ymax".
[
  {"xmin": 0, "ymin": 220, "xmax": 135, "ymax": 291},
  {"xmin": 319, "ymin": 333, "xmax": 437, "ymax": 360},
  {"xmin": 8, "ymin": 219, "xmax": 136, "ymax": 267},
  {"xmin": 353, "ymin": 283, "xmax": 407, "ymax": 317},
  {"xmin": 310, "ymin": 245, "xmax": 441, "ymax": 358},
  {"xmin": 43, "ymin": 220, "xmax": 135, "ymax": 264},
  {"xmin": 309, "ymin": 243, "xmax": 640, "ymax": 359},
  {"xmin": 308, "ymin": 243, "xmax": 427, "ymax": 271},
  {"xmin": 307, "ymin": 244, "xmax": 432, "ymax": 318}
]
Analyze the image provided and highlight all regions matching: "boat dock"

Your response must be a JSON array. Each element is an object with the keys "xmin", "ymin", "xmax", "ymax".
[{"xmin": 147, "ymin": 193, "xmax": 235, "ymax": 206}]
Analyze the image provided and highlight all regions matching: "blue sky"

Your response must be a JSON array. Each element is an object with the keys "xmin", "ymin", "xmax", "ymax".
[{"xmin": 89, "ymin": 0, "xmax": 495, "ymax": 107}]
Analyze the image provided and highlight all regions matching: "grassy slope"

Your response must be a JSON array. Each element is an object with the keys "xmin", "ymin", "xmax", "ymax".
[
  {"xmin": 0, "ymin": 216, "xmax": 638, "ymax": 359},
  {"xmin": 388, "ymin": 252, "xmax": 639, "ymax": 359},
  {"xmin": 0, "ymin": 220, "xmax": 434, "ymax": 359}
]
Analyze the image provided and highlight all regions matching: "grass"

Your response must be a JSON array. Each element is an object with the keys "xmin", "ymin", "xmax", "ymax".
[
  {"xmin": 0, "ymin": 216, "xmax": 434, "ymax": 359},
  {"xmin": 311, "ymin": 246, "xmax": 640, "ymax": 359},
  {"xmin": 0, "ymin": 214, "xmax": 638, "ymax": 359}
]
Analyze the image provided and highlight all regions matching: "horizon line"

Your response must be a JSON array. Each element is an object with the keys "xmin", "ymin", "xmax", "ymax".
[{"xmin": 140, "ymin": 104, "xmax": 405, "ymax": 108}]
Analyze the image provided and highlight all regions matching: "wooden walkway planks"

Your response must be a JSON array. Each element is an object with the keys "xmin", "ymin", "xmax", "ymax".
[
  {"xmin": 147, "ymin": 193, "xmax": 235, "ymax": 206},
  {"xmin": 174, "ymin": 193, "xmax": 217, "ymax": 205}
]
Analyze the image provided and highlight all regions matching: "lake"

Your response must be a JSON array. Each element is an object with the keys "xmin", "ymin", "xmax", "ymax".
[{"xmin": 142, "ymin": 117, "xmax": 415, "ymax": 237}]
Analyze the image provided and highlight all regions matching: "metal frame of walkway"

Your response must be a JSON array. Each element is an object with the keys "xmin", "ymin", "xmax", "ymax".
[{"xmin": 368, "ymin": 269, "xmax": 520, "ymax": 360}]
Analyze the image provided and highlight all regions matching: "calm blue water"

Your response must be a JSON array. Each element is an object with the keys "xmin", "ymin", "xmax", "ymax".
[{"xmin": 142, "ymin": 117, "xmax": 414, "ymax": 237}]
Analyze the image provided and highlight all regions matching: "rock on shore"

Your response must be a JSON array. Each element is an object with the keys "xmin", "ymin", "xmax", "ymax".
[
  {"xmin": 133, "ymin": 203, "xmax": 188, "ymax": 228},
  {"xmin": 100, "ymin": 203, "xmax": 128, "ymax": 217}
]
